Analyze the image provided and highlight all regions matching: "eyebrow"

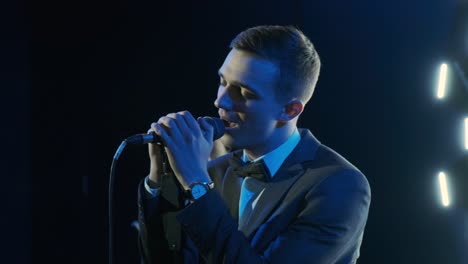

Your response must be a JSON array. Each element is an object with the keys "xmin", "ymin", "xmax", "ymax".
[{"xmin": 218, "ymin": 71, "xmax": 259, "ymax": 95}]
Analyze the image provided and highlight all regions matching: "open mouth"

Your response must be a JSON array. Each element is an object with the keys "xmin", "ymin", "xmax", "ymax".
[{"xmin": 222, "ymin": 119, "xmax": 239, "ymax": 128}]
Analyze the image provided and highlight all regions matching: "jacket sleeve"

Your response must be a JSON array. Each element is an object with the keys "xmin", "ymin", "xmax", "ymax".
[
  {"xmin": 137, "ymin": 174, "xmax": 199, "ymax": 264},
  {"xmin": 137, "ymin": 178, "xmax": 172, "ymax": 263}
]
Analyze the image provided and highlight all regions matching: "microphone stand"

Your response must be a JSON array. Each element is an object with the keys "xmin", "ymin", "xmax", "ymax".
[
  {"xmin": 158, "ymin": 145, "xmax": 185, "ymax": 261},
  {"xmin": 108, "ymin": 140, "xmax": 185, "ymax": 264}
]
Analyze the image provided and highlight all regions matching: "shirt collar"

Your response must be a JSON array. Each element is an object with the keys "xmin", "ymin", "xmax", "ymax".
[{"xmin": 242, "ymin": 128, "xmax": 301, "ymax": 177}]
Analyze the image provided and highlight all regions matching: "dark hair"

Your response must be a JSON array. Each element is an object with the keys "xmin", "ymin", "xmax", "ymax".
[{"xmin": 229, "ymin": 25, "xmax": 321, "ymax": 104}]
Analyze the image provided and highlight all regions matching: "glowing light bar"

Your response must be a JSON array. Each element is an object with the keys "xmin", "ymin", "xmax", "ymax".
[
  {"xmin": 465, "ymin": 117, "xmax": 468, "ymax": 150},
  {"xmin": 437, "ymin": 63, "xmax": 448, "ymax": 99},
  {"xmin": 438, "ymin": 172, "xmax": 450, "ymax": 207}
]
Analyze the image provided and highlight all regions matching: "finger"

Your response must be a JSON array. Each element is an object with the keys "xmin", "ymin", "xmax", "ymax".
[
  {"xmin": 157, "ymin": 116, "xmax": 184, "ymax": 143},
  {"xmin": 147, "ymin": 127, "xmax": 160, "ymax": 148},
  {"xmin": 168, "ymin": 112, "xmax": 193, "ymax": 140},
  {"xmin": 150, "ymin": 122, "xmax": 162, "ymax": 136},
  {"xmin": 153, "ymin": 123, "xmax": 174, "ymax": 149},
  {"xmin": 180, "ymin": 111, "xmax": 201, "ymax": 137}
]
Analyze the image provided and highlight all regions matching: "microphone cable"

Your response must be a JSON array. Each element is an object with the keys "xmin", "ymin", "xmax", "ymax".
[
  {"xmin": 108, "ymin": 135, "xmax": 168, "ymax": 264},
  {"xmin": 108, "ymin": 140, "xmax": 127, "ymax": 264}
]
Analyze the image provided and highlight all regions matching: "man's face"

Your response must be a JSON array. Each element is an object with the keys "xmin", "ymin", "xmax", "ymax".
[{"xmin": 214, "ymin": 48, "xmax": 284, "ymax": 152}]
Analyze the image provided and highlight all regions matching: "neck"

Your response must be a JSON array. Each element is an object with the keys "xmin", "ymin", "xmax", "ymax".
[{"xmin": 244, "ymin": 124, "xmax": 297, "ymax": 160}]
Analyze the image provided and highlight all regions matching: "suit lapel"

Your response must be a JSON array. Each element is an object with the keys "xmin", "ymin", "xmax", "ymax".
[
  {"xmin": 214, "ymin": 129, "xmax": 322, "ymax": 238},
  {"xmin": 222, "ymin": 167, "xmax": 243, "ymax": 220},
  {"xmin": 239, "ymin": 165, "xmax": 304, "ymax": 238},
  {"xmin": 240, "ymin": 129, "xmax": 322, "ymax": 239},
  {"xmin": 209, "ymin": 151, "xmax": 242, "ymax": 220}
]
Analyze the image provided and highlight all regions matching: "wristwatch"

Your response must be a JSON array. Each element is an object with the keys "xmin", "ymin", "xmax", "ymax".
[{"xmin": 186, "ymin": 182, "xmax": 215, "ymax": 201}]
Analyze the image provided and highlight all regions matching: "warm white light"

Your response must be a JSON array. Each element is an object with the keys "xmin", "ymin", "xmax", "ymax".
[
  {"xmin": 465, "ymin": 117, "xmax": 468, "ymax": 150},
  {"xmin": 438, "ymin": 172, "xmax": 450, "ymax": 207},
  {"xmin": 437, "ymin": 63, "xmax": 448, "ymax": 99}
]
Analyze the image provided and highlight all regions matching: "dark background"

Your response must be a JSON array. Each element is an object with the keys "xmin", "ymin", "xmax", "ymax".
[{"xmin": 2, "ymin": 0, "xmax": 467, "ymax": 263}]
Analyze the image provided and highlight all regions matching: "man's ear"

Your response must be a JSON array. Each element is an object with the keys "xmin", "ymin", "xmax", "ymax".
[{"xmin": 278, "ymin": 99, "xmax": 303, "ymax": 121}]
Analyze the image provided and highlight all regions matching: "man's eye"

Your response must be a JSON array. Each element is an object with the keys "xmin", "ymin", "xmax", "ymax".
[{"xmin": 241, "ymin": 91, "xmax": 257, "ymax": 99}]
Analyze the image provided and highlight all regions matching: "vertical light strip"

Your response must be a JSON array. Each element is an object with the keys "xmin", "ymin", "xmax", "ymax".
[
  {"xmin": 465, "ymin": 117, "xmax": 468, "ymax": 150},
  {"xmin": 437, "ymin": 63, "xmax": 448, "ymax": 99},
  {"xmin": 438, "ymin": 172, "xmax": 450, "ymax": 207}
]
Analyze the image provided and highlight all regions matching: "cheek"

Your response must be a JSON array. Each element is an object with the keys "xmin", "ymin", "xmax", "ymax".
[
  {"xmin": 244, "ymin": 101, "xmax": 280, "ymax": 121},
  {"xmin": 243, "ymin": 111, "xmax": 275, "ymax": 132}
]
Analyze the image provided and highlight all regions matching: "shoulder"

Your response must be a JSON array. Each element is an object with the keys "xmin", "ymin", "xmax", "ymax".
[{"xmin": 294, "ymin": 143, "xmax": 371, "ymax": 197}]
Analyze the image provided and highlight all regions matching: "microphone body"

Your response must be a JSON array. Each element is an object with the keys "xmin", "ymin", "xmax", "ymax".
[{"xmin": 125, "ymin": 117, "xmax": 225, "ymax": 145}]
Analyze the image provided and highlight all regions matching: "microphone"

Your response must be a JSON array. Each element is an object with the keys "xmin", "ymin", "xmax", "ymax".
[{"xmin": 124, "ymin": 116, "xmax": 225, "ymax": 145}]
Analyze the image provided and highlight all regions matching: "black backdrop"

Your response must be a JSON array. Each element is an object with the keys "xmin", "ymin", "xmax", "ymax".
[{"xmin": 2, "ymin": 0, "xmax": 466, "ymax": 263}]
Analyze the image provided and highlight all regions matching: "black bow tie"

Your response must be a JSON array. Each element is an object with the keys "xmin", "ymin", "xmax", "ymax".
[{"xmin": 228, "ymin": 152, "xmax": 271, "ymax": 182}]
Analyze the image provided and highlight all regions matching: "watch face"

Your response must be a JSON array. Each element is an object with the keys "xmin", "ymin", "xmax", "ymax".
[{"xmin": 191, "ymin": 184, "xmax": 207, "ymax": 200}]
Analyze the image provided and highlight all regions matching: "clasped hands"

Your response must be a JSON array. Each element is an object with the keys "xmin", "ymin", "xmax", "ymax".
[{"xmin": 147, "ymin": 111, "xmax": 214, "ymax": 190}]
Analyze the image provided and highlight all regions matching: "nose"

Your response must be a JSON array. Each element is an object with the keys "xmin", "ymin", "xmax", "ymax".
[{"xmin": 213, "ymin": 86, "xmax": 232, "ymax": 110}]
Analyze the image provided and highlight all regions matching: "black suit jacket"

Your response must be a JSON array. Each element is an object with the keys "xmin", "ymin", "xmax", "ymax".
[{"xmin": 137, "ymin": 128, "xmax": 371, "ymax": 263}]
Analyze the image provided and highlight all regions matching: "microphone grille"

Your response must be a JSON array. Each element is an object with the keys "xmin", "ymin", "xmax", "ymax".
[{"xmin": 203, "ymin": 116, "xmax": 225, "ymax": 140}]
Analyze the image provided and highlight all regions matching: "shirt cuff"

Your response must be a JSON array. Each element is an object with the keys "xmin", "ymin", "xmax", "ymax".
[{"xmin": 144, "ymin": 176, "xmax": 160, "ymax": 198}]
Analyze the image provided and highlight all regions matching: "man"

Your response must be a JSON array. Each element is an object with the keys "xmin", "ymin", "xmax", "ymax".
[{"xmin": 137, "ymin": 25, "xmax": 371, "ymax": 263}]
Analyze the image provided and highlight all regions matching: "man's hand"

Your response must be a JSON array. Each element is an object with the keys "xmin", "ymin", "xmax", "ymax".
[{"xmin": 150, "ymin": 111, "xmax": 213, "ymax": 190}]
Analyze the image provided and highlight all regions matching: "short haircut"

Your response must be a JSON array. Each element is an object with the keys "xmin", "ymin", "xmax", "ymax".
[{"xmin": 229, "ymin": 25, "xmax": 321, "ymax": 104}]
